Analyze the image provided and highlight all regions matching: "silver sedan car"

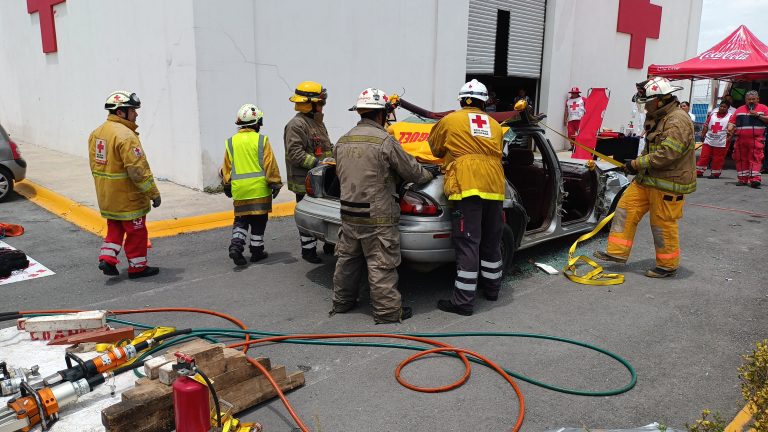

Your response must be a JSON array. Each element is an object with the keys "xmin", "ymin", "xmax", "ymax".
[
  {"xmin": 0, "ymin": 123, "xmax": 26, "ymax": 202},
  {"xmin": 295, "ymin": 114, "xmax": 629, "ymax": 272}
]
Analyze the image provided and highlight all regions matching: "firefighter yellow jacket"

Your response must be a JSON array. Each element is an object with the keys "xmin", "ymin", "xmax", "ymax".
[
  {"xmin": 88, "ymin": 115, "xmax": 160, "ymax": 220},
  {"xmin": 428, "ymin": 107, "xmax": 505, "ymax": 201},
  {"xmin": 221, "ymin": 129, "xmax": 283, "ymax": 216}
]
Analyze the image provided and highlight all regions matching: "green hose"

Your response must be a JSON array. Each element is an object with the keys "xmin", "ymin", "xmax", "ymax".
[{"xmin": 104, "ymin": 318, "xmax": 636, "ymax": 397}]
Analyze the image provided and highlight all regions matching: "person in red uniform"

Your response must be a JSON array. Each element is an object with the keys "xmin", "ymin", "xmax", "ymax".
[
  {"xmin": 728, "ymin": 90, "xmax": 768, "ymax": 188},
  {"xmin": 563, "ymin": 87, "xmax": 585, "ymax": 150},
  {"xmin": 696, "ymin": 101, "xmax": 732, "ymax": 179}
]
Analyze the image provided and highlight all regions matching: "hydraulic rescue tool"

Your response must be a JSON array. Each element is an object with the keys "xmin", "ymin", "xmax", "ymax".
[
  {"xmin": 0, "ymin": 363, "xmax": 40, "ymax": 397},
  {"xmin": 42, "ymin": 328, "xmax": 190, "ymax": 386}
]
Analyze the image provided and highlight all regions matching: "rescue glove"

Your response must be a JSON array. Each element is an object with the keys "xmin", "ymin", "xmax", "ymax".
[
  {"xmin": 622, "ymin": 161, "xmax": 638, "ymax": 175},
  {"xmin": 152, "ymin": 196, "xmax": 162, "ymax": 208},
  {"xmin": 424, "ymin": 164, "xmax": 442, "ymax": 177},
  {"xmin": 320, "ymin": 157, "xmax": 336, "ymax": 165},
  {"xmin": 223, "ymin": 184, "xmax": 232, "ymax": 198},
  {"xmin": 271, "ymin": 185, "xmax": 282, "ymax": 199}
]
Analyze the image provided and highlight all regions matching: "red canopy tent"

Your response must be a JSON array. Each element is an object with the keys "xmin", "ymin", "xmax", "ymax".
[{"xmin": 648, "ymin": 25, "xmax": 768, "ymax": 81}]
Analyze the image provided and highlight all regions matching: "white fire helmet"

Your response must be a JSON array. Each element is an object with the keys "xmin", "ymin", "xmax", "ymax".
[
  {"xmin": 457, "ymin": 79, "xmax": 489, "ymax": 102},
  {"xmin": 104, "ymin": 90, "xmax": 141, "ymax": 110},
  {"xmin": 236, "ymin": 104, "xmax": 264, "ymax": 126},
  {"xmin": 636, "ymin": 77, "xmax": 683, "ymax": 103},
  {"xmin": 350, "ymin": 88, "xmax": 390, "ymax": 111}
]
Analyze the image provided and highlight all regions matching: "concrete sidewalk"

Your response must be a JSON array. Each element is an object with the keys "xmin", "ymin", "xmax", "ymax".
[{"xmin": 18, "ymin": 142, "xmax": 295, "ymax": 222}]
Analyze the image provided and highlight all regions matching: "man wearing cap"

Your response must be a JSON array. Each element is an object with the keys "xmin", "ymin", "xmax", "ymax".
[
  {"xmin": 594, "ymin": 77, "xmax": 696, "ymax": 278},
  {"xmin": 564, "ymin": 87, "xmax": 585, "ymax": 150}
]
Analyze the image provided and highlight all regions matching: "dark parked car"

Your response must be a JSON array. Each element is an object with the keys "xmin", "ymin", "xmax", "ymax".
[{"xmin": 0, "ymin": 123, "xmax": 26, "ymax": 202}]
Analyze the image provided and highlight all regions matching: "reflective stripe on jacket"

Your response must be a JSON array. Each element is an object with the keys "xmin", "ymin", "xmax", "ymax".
[
  {"xmin": 221, "ymin": 128, "xmax": 282, "ymax": 216},
  {"xmin": 635, "ymin": 104, "xmax": 697, "ymax": 195},
  {"xmin": 428, "ymin": 106, "xmax": 505, "ymax": 201},
  {"xmin": 88, "ymin": 115, "xmax": 160, "ymax": 221},
  {"xmin": 334, "ymin": 118, "xmax": 432, "ymax": 226},
  {"xmin": 283, "ymin": 113, "xmax": 333, "ymax": 193}
]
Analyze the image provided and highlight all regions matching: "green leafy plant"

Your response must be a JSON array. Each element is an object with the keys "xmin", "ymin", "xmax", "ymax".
[
  {"xmin": 739, "ymin": 340, "xmax": 768, "ymax": 432},
  {"xmin": 686, "ymin": 409, "xmax": 726, "ymax": 432}
]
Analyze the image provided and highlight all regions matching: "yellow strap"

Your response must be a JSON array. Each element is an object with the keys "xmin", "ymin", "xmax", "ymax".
[
  {"xmin": 539, "ymin": 121, "xmax": 626, "ymax": 168},
  {"xmin": 95, "ymin": 326, "xmax": 177, "ymax": 367},
  {"xmin": 562, "ymin": 212, "xmax": 625, "ymax": 286}
]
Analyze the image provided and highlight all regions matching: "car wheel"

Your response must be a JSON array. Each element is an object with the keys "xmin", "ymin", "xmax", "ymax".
[
  {"xmin": 0, "ymin": 168, "xmax": 13, "ymax": 203},
  {"xmin": 501, "ymin": 225, "xmax": 516, "ymax": 271}
]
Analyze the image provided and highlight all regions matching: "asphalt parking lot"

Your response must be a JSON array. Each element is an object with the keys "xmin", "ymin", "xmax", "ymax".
[{"xmin": 1, "ymin": 175, "xmax": 766, "ymax": 431}]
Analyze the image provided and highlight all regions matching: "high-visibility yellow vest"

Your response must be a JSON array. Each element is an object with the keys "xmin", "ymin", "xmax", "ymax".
[{"xmin": 226, "ymin": 132, "xmax": 270, "ymax": 200}]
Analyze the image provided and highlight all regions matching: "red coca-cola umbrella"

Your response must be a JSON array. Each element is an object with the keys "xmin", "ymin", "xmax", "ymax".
[{"xmin": 648, "ymin": 25, "xmax": 768, "ymax": 81}]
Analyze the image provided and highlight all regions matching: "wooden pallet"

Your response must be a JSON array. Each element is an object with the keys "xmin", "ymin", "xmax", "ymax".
[{"xmin": 101, "ymin": 339, "xmax": 305, "ymax": 432}]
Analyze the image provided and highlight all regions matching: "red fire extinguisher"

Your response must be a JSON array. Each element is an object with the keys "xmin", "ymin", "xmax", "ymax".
[{"xmin": 173, "ymin": 376, "xmax": 210, "ymax": 431}]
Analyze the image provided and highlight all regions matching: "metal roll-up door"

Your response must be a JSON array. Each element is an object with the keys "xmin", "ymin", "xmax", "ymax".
[
  {"xmin": 466, "ymin": 0, "xmax": 508, "ymax": 74},
  {"xmin": 507, "ymin": 0, "xmax": 546, "ymax": 78},
  {"xmin": 466, "ymin": 0, "xmax": 546, "ymax": 78}
]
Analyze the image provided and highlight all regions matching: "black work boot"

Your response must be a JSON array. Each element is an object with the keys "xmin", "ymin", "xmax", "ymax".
[
  {"xmin": 593, "ymin": 250, "xmax": 628, "ymax": 264},
  {"xmin": 98, "ymin": 261, "xmax": 119, "ymax": 276},
  {"xmin": 644, "ymin": 267, "xmax": 677, "ymax": 278},
  {"xmin": 129, "ymin": 266, "xmax": 160, "ymax": 279},
  {"xmin": 229, "ymin": 250, "xmax": 247, "ymax": 266},
  {"xmin": 374, "ymin": 306, "xmax": 413, "ymax": 324},
  {"xmin": 250, "ymin": 251, "xmax": 268, "ymax": 263},
  {"xmin": 437, "ymin": 299, "xmax": 472, "ymax": 316},
  {"xmin": 750, "ymin": 181, "xmax": 762, "ymax": 189},
  {"xmin": 329, "ymin": 301, "xmax": 357, "ymax": 317},
  {"xmin": 302, "ymin": 249, "xmax": 322, "ymax": 264}
]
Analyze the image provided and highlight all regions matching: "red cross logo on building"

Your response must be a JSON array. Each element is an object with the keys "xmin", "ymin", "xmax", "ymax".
[
  {"xmin": 471, "ymin": 115, "xmax": 488, "ymax": 129},
  {"xmin": 617, "ymin": 0, "xmax": 662, "ymax": 69},
  {"xmin": 570, "ymin": 102, "xmax": 580, "ymax": 110},
  {"xmin": 27, "ymin": 0, "xmax": 66, "ymax": 53},
  {"xmin": 710, "ymin": 122, "xmax": 723, "ymax": 134}
]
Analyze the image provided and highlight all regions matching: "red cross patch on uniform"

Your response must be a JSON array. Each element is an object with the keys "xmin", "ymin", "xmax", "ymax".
[
  {"xmin": 132, "ymin": 147, "xmax": 143, "ymax": 159},
  {"xmin": 468, "ymin": 113, "xmax": 491, "ymax": 138},
  {"xmin": 94, "ymin": 139, "xmax": 107, "ymax": 164}
]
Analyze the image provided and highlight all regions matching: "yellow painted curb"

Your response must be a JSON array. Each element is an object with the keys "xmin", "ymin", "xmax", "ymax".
[
  {"xmin": 15, "ymin": 180, "xmax": 296, "ymax": 238},
  {"xmin": 725, "ymin": 403, "xmax": 755, "ymax": 432}
]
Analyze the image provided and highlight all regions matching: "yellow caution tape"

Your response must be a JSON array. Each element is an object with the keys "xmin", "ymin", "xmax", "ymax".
[{"xmin": 563, "ymin": 212, "xmax": 625, "ymax": 285}]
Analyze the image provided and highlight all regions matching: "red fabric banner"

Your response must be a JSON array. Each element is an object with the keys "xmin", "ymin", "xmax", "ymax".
[{"xmin": 572, "ymin": 88, "xmax": 610, "ymax": 160}]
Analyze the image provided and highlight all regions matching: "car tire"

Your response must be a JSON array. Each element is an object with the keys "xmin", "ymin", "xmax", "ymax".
[
  {"xmin": 0, "ymin": 167, "xmax": 13, "ymax": 203},
  {"xmin": 501, "ymin": 225, "xmax": 516, "ymax": 271}
]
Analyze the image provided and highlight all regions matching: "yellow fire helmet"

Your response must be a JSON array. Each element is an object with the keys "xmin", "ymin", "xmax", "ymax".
[{"xmin": 289, "ymin": 81, "xmax": 328, "ymax": 104}]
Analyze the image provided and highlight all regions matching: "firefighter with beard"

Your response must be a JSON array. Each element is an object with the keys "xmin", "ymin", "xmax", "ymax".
[
  {"xmin": 594, "ymin": 77, "xmax": 696, "ymax": 278},
  {"xmin": 284, "ymin": 81, "xmax": 334, "ymax": 263},
  {"xmin": 331, "ymin": 88, "xmax": 434, "ymax": 324}
]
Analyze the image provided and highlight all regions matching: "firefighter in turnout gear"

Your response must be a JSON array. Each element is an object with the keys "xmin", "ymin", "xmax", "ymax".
[
  {"xmin": 88, "ymin": 90, "xmax": 161, "ymax": 279},
  {"xmin": 284, "ymin": 81, "xmax": 334, "ymax": 263},
  {"xmin": 221, "ymin": 104, "xmax": 283, "ymax": 266},
  {"xmin": 727, "ymin": 90, "xmax": 768, "ymax": 188},
  {"xmin": 429, "ymin": 79, "xmax": 506, "ymax": 316},
  {"xmin": 331, "ymin": 88, "xmax": 433, "ymax": 323},
  {"xmin": 595, "ymin": 77, "xmax": 696, "ymax": 278}
]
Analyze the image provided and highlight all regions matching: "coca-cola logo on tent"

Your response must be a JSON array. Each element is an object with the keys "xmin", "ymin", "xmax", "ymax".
[{"xmin": 698, "ymin": 50, "xmax": 751, "ymax": 61}]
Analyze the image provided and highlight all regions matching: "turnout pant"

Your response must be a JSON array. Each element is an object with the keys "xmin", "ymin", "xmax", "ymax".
[
  {"xmin": 696, "ymin": 143, "xmax": 728, "ymax": 177},
  {"xmin": 450, "ymin": 196, "xmax": 504, "ymax": 312},
  {"xmin": 567, "ymin": 120, "xmax": 581, "ymax": 143},
  {"xmin": 99, "ymin": 217, "xmax": 149, "ymax": 274},
  {"xmin": 229, "ymin": 214, "xmax": 268, "ymax": 255},
  {"xmin": 332, "ymin": 224, "xmax": 402, "ymax": 323},
  {"xmin": 606, "ymin": 182, "xmax": 684, "ymax": 271},
  {"xmin": 295, "ymin": 194, "xmax": 317, "ymax": 254},
  {"xmin": 733, "ymin": 137, "xmax": 764, "ymax": 183}
]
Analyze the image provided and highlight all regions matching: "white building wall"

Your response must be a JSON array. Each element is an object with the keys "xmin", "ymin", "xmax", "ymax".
[
  {"xmin": 0, "ymin": 0, "xmax": 203, "ymax": 188},
  {"xmin": 540, "ymin": 0, "xmax": 703, "ymax": 150},
  {"xmin": 192, "ymin": 0, "xmax": 470, "ymax": 187}
]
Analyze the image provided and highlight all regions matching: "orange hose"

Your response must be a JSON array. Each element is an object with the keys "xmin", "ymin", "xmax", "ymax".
[
  {"xmin": 20, "ymin": 307, "xmax": 252, "ymax": 354},
  {"xmin": 229, "ymin": 333, "xmax": 525, "ymax": 432}
]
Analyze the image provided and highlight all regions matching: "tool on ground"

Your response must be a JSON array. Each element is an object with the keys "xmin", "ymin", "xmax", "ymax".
[
  {"xmin": 0, "ymin": 363, "xmax": 40, "ymax": 397},
  {"xmin": 42, "ymin": 328, "xmax": 190, "ymax": 386},
  {"xmin": 47, "ymin": 326, "xmax": 136, "ymax": 346},
  {"xmin": 0, "ymin": 374, "xmax": 108, "ymax": 432},
  {"xmin": 539, "ymin": 122, "xmax": 625, "ymax": 168}
]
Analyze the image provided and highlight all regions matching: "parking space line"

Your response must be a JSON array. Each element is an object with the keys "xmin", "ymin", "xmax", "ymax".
[
  {"xmin": 725, "ymin": 403, "xmax": 754, "ymax": 432},
  {"xmin": 15, "ymin": 179, "xmax": 295, "ymax": 238}
]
